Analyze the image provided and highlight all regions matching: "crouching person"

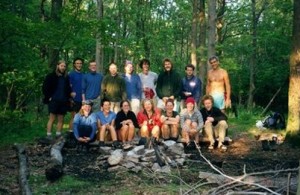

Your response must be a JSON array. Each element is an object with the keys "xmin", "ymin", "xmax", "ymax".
[
  {"xmin": 73, "ymin": 100, "xmax": 97, "ymax": 151},
  {"xmin": 137, "ymin": 99, "xmax": 161, "ymax": 145},
  {"xmin": 180, "ymin": 97, "xmax": 203, "ymax": 148},
  {"xmin": 95, "ymin": 98, "xmax": 122, "ymax": 149},
  {"xmin": 200, "ymin": 95, "xmax": 228, "ymax": 151},
  {"xmin": 160, "ymin": 99, "xmax": 180, "ymax": 141},
  {"xmin": 115, "ymin": 100, "xmax": 139, "ymax": 146}
]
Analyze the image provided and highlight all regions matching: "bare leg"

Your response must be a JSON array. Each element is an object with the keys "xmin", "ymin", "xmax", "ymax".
[
  {"xmin": 56, "ymin": 114, "xmax": 64, "ymax": 133},
  {"xmin": 47, "ymin": 113, "xmax": 56, "ymax": 135},
  {"xmin": 151, "ymin": 125, "xmax": 160, "ymax": 139},
  {"xmin": 161, "ymin": 124, "xmax": 170, "ymax": 140},
  {"xmin": 127, "ymin": 124, "xmax": 135, "ymax": 141},
  {"xmin": 140, "ymin": 125, "xmax": 150, "ymax": 138}
]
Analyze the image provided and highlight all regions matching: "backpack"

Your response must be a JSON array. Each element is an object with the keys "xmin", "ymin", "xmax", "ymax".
[{"xmin": 262, "ymin": 112, "xmax": 286, "ymax": 130}]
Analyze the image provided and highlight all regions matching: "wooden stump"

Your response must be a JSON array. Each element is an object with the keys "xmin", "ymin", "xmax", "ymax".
[{"xmin": 45, "ymin": 137, "xmax": 65, "ymax": 181}]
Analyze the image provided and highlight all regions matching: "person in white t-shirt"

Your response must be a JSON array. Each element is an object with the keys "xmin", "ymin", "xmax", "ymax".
[{"xmin": 138, "ymin": 59, "xmax": 158, "ymax": 104}]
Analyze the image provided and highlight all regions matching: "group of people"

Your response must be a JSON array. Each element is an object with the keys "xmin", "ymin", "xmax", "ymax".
[{"xmin": 42, "ymin": 56, "xmax": 231, "ymax": 151}]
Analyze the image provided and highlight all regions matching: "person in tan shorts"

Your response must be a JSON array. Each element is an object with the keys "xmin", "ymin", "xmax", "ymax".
[{"xmin": 200, "ymin": 95, "xmax": 228, "ymax": 151}]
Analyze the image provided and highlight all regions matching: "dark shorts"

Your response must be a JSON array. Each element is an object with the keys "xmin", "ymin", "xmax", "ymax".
[
  {"xmin": 48, "ymin": 100, "xmax": 68, "ymax": 115},
  {"xmin": 77, "ymin": 125, "xmax": 96, "ymax": 142},
  {"xmin": 70, "ymin": 101, "xmax": 82, "ymax": 113}
]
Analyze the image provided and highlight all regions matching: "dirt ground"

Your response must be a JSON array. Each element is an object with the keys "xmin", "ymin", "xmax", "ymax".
[{"xmin": 1, "ymin": 133, "xmax": 299, "ymax": 194}]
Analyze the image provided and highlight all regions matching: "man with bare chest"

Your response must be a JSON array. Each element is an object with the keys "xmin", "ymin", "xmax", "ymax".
[{"xmin": 206, "ymin": 56, "xmax": 231, "ymax": 111}]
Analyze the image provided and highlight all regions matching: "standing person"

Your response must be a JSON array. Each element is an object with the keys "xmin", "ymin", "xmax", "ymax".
[
  {"xmin": 82, "ymin": 60, "xmax": 103, "ymax": 112},
  {"xmin": 137, "ymin": 99, "xmax": 161, "ymax": 143},
  {"xmin": 180, "ymin": 64, "xmax": 202, "ymax": 110},
  {"xmin": 123, "ymin": 60, "xmax": 142, "ymax": 115},
  {"xmin": 206, "ymin": 56, "xmax": 231, "ymax": 111},
  {"xmin": 160, "ymin": 99, "xmax": 180, "ymax": 141},
  {"xmin": 180, "ymin": 97, "xmax": 203, "ymax": 148},
  {"xmin": 68, "ymin": 57, "xmax": 84, "ymax": 132},
  {"xmin": 95, "ymin": 98, "xmax": 122, "ymax": 149},
  {"xmin": 73, "ymin": 100, "xmax": 97, "ymax": 151},
  {"xmin": 156, "ymin": 58, "xmax": 181, "ymax": 111},
  {"xmin": 101, "ymin": 62, "xmax": 126, "ymax": 113},
  {"xmin": 138, "ymin": 59, "xmax": 158, "ymax": 103},
  {"xmin": 115, "ymin": 100, "xmax": 139, "ymax": 145},
  {"xmin": 42, "ymin": 60, "xmax": 72, "ymax": 139},
  {"xmin": 200, "ymin": 95, "xmax": 228, "ymax": 151}
]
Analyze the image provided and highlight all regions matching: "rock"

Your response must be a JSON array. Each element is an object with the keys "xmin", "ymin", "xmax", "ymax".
[
  {"xmin": 140, "ymin": 156, "xmax": 156, "ymax": 162},
  {"xmin": 151, "ymin": 163, "xmax": 171, "ymax": 173},
  {"xmin": 167, "ymin": 143, "xmax": 184, "ymax": 156},
  {"xmin": 152, "ymin": 163, "xmax": 161, "ymax": 172},
  {"xmin": 144, "ymin": 149, "xmax": 155, "ymax": 157},
  {"xmin": 99, "ymin": 146, "xmax": 112, "ymax": 155},
  {"xmin": 175, "ymin": 158, "xmax": 185, "ymax": 166},
  {"xmin": 132, "ymin": 145, "xmax": 145, "ymax": 155},
  {"xmin": 108, "ymin": 165, "xmax": 125, "ymax": 172},
  {"xmin": 163, "ymin": 140, "xmax": 176, "ymax": 147},
  {"xmin": 108, "ymin": 149, "xmax": 123, "ymax": 166},
  {"xmin": 130, "ymin": 166, "xmax": 142, "ymax": 173},
  {"xmin": 121, "ymin": 161, "xmax": 136, "ymax": 169},
  {"xmin": 125, "ymin": 156, "xmax": 140, "ymax": 163}
]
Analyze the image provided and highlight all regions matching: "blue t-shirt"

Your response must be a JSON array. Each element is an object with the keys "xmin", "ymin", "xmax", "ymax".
[
  {"xmin": 123, "ymin": 73, "xmax": 142, "ymax": 100},
  {"xmin": 69, "ymin": 70, "xmax": 83, "ymax": 102},
  {"xmin": 95, "ymin": 111, "xmax": 116, "ymax": 125},
  {"xmin": 73, "ymin": 113, "xmax": 97, "ymax": 140}
]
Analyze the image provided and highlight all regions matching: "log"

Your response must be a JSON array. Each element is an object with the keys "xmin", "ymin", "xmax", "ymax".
[
  {"xmin": 45, "ymin": 137, "xmax": 65, "ymax": 181},
  {"xmin": 14, "ymin": 144, "xmax": 32, "ymax": 195},
  {"xmin": 199, "ymin": 171, "xmax": 298, "ymax": 192}
]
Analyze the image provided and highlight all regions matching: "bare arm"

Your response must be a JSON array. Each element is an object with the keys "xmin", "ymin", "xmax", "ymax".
[{"xmin": 223, "ymin": 70, "xmax": 231, "ymax": 108}]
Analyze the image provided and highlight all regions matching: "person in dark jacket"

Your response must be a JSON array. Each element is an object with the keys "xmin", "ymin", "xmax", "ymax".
[
  {"xmin": 200, "ymin": 95, "xmax": 228, "ymax": 151},
  {"xmin": 42, "ymin": 60, "xmax": 72, "ymax": 139},
  {"xmin": 115, "ymin": 100, "xmax": 139, "ymax": 145},
  {"xmin": 156, "ymin": 58, "xmax": 181, "ymax": 111}
]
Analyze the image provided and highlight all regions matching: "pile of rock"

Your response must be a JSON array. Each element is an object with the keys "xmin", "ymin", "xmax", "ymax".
[{"xmin": 95, "ymin": 140, "xmax": 188, "ymax": 173}]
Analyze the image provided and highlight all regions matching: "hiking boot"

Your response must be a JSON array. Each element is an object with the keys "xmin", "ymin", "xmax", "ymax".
[
  {"xmin": 112, "ymin": 141, "xmax": 123, "ymax": 149},
  {"xmin": 98, "ymin": 141, "xmax": 105, "ymax": 147}
]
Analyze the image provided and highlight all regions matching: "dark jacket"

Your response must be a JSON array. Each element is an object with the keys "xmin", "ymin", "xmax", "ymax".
[
  {"xmin": 156, "ymin": 69, "xmax": 181, "ymax": 99},
  {"xmin": 200, "ymin": 107, "xmax": 227, "ymax": 126},
  {"xmin": 115, "ymin": 110, "xmax": 139, "ymax": 130},
  {"xmin": 42, "ymin": 72, "xmax": 72, "ymax": 104},
  {"xmin": 101, "ymin": 74, "xmax": 126, "ymax": 102}
]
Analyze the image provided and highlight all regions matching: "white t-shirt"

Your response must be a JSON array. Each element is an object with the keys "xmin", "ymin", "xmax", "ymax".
[{"xmin": 139, "ymin": 71, "xmax": 158, "ymax": 99}]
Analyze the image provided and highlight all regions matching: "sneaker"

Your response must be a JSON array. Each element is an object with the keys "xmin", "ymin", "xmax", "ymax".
[
  {"xmin": 112, "ymin": 141, "xmax": 123, "ymax": 149},
  {"xmin": 99, "ymin": 141, "xmax": 105, "ymax": 147},
  {"xmin": 208, "ymin": 145, "xmax": 214, "ymax": 150},
  {"xmin": 218, "ymin": 144, "xmax": 227, "ymax": 151}
]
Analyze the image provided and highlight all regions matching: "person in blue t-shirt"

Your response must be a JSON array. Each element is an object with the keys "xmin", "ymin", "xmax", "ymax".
[
  {"xmin": 82, "ymin": 60, "xmax": 103, "ymax": 112},
  {"xmin": 95, "ymin": 98, "xmax": 122, "ymax": 149},
  {"xmin": 73, "ymin": 100, "xmax": 97, "ymax": 145},
  {"xmin": 68, "ymin": 57, "xmax": 84, "ymax": 132}
]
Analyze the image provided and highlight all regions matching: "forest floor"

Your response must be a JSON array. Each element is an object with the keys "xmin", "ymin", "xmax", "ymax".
[{"xmin": 1, "ymin": 131, "xmax": 299, "ymax": 194}]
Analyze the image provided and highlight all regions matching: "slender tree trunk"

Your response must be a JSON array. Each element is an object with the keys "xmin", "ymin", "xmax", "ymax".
[
  {"xmin": 286, "ymin": 0, "xmax": 300, "ymax": 132},
  {"xmin": 199, "ymin": 0, "xmax": 206, "ymax": 93},
  {"xmin": 96, "ymin": 0, "xmax": 104, "ymax": 72},
  {"xmin": 190, "ymin": 0, "xmax": 198, "ymax": 70},
  {"xmin": 247, "ymin": 0, "xmax": 257, "ymax": 109},
  {"xmin": 207, "ymin": 0, "xmax": 216, "ymax": 69},
  {"xmin": 49, "ymin": 0, "xmax": 63, "ymax": 68}
]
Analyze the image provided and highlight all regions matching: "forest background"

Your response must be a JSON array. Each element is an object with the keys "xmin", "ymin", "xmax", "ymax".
[{"xmin": 0, "ymin": 0, "xmax": 297, "ymax": 137}]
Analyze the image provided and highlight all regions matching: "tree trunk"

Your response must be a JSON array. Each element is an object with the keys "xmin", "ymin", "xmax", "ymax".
[
  {"xmin": 96, "ymin": 0, "xmax": 104, "ymax": 72},
  {"xmin": 286, "ymin": 0, "xmax": 300, "ymax": 132},
  {"xmin": 190, "ymin": 0, "xmax": 198, "ymax": 70},
  {"xmin": 198, "ymin": 0, "xmax": 206, "ymax": 94},
  {"xmin": 49, "ymin": 0, "xmax": 63, "ymax": 68},
  {"xmin": 207, "ymin": 0, "xmax": 216, "ymax": 70},
  {"xmin": 247, "ymin": 0, "xmax": 257, "ymax": 109}
]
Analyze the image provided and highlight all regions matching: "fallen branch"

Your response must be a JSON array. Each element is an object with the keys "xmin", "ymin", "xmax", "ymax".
[
  {"xmin": 14, "ymin": 144, "xmax": 32, "ymax": 195},
  {"xmin": 194, "ymin": 141, "xmax": 297, "ymax": 195},
  {"xmin": 45, "ymin": 137, "xmax": 65, "ymax": 181}
]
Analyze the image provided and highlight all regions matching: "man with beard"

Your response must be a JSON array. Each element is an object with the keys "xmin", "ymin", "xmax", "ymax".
[
  {"xmin": 68, "ymin": 57, "xmax": 84, "ymax": 132},
  {"xmin": 156, "ymin": 58, "xmax": 181, "ymax": 111},
  {"xmin": 82, "ymin": 60, "xmax": 103, "ymax": 112},
  {"xmin": 42, "ymin": 60, "xmax": 72, "ymax": 139}
]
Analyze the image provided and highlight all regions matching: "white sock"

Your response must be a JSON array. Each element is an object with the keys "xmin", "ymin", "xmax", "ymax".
[
  {"xmin": 47, "ymin": 132, "xmax": 52, "ymax": 136},
  {"xmin": 56, "ymin": 132, "xmax": 61, "ymax": 136}
]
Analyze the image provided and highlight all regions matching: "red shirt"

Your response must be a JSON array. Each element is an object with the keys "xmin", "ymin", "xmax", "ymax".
[{"xmin": 137, "ymin": 109, "xmax": 162, "ymax": 131}]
